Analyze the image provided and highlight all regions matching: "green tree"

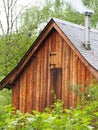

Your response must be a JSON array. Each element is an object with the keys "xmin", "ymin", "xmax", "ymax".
[
  {"xmin": 0, "ymin": 33, "xmax": 35, "ymax": 80},
  {"xmin": 0, "ymin": 88, "xmax": 11, "ymax": 114},
  {"xmin": 19, "ymin": 0, "xmax": 65, "ymax": 35}
]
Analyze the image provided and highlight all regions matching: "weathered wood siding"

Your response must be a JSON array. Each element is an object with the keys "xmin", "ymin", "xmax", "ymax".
[{"xmin": 12, "ymin": 29, "xmax": 95, "ymax": 113}]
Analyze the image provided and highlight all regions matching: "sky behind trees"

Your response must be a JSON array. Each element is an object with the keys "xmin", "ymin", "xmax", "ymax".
[
  {"xmin": 0, "ymin": 0, "xmax": 96, "ymax": 35},
  {"xmin": 0, "ymin": 0, "xmax": 45, "ymax": 35}
]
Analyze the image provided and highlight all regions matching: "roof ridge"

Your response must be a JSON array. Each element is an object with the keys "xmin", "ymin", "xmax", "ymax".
[
  {"xmin": 52, "ymin": 17, "xmax": 84, "ymax": 29},
  {"xmin": 52, "ymin": 17, "xmax": 98, "ymax": 33}
]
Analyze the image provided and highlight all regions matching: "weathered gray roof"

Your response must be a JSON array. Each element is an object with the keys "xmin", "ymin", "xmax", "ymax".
[{"xmin": 53, "ymin": 18, "xmax": 98, "ymax": 71}]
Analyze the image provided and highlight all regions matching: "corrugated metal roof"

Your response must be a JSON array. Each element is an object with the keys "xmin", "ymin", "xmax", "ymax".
[{"xmin": 53, "ymin": 18, "xmax": 98, "ymax": 71}]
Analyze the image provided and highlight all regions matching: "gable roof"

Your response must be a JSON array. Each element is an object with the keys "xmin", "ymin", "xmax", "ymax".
[
  {"xmin": 0, "ymin": 17, "xmax": 98, "ymax": 89},
  {"xmin": 54, "ymin": 18, "xmax": 98, "ymax": 70}
]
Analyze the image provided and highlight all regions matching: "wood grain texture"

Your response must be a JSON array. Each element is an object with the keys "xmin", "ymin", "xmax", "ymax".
[
  {"xmin": 25, "ymin": 62, "xmax": 33, "ymax": 113},
  {"xmin": 12, "ymin": 80, "xmax": 20, "ymax": 110},
  {"xmin": 35, "ymin": 51, "xmax": 41, "ymax": 111},
  {"xmin": 40, "ymin": 40, "xmax": 48, "ymax": 112},
  {"xmin": 19, "ymin": 71, "xmax": 26, "ymax": 113},
  {"xmin": 69, "ymin": 49, "xmax": 73, "ymax": 108},
  {"xmin": 11, "ymin": 28, "xmax": 97, "ymax": 113},
  {"xmin": 47, "ymin": 34, "xmax": 52, "ymax": 108},
  {"xmin": 1, "ymin": 19, "xmax": 98, "ymax": 93},
  {"xmin": 62, "ymin": 41, "xmax": 70, "ymax": 108}
]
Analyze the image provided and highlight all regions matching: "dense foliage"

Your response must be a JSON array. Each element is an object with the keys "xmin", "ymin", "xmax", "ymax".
[
  {"xmin": 0, "ymin": 33, "xmax": 36, "ymax": 80},
  {"xmin": 0, "ymin": 84, "xmax": 98, "ymax": 130},
  {"xmin": 0, "ymin": 0, "xmax": 98, "ymax": 80},
  {"xmin": 0, "ymin": 88, "xmax": 11, "ymax": 114}
]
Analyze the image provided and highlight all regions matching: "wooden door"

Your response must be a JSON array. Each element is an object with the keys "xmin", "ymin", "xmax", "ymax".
[{"xmin": 49, "ymin": 50, "xmax": 62, "ymax": 104}]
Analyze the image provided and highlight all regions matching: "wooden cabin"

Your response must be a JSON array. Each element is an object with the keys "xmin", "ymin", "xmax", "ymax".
[{"xmin": 0, "ymin": 17, "xmax": 98, "ymax": 113}]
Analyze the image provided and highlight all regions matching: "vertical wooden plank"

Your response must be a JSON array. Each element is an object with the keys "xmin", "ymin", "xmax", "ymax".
[
  {"xmin": 57, "ymin": 33, "xmax": 63, "ymax": 67},
  {"xmin": 77, "ymin": 59, "xmax": 87, "ymax": 103},
  {"xmin": 55, "ymin": 30, "xmax": 59, "ymax": 50},
  {"xmin": 81, "ymin": 63, "xmax": 86, "ymax": 93},
  {"xmin": 66, "ymin": 45, "xmax": 70, "ymax": 108},
  {"xmin": 47, "ymin": 34, "xmax": 52, "ymax": 107},
  {"xmin": 55, "ymin": 30, "xmax": 63, "ymax": 51},
  {"xmin": 44, "ymin": 43, "xmax": 49, "ymax": 110},
  {"xmin": 61, "ymin": 39, "xmax": 66, "ymax": 107},
  {"xmin": 31, "ymin": 61, "xmax": 34, "ymax": 112},
  {"xmin": 69, "ymin": 49, "xmax": 73, "ymax": 108},
  {"xmin": 39, "ymin": 45, "xmax": 44, "ymax": 112},
  {"xmin": 78, "ymin": 59, "xmax": 82, "ymax": 86},
  {"xmin": 58, "ymin": 33, "xmax": 63, "ymax": 50},
  {"xmin": 19, "ymin": 71, "xmax": 26, "ymax": 113},
  {"xmin": 25, "ymin": 62, "xmax": 33, "ymax": 113},
  {"xmin": 32, "ymin": 58, "xmax": 37, "ymax": 110},
  {"xmin": 35, "ymin": 50, "xmax": 41, "ymax": 111},
  {"xmin": 55, "ymin": 30, "xmax": 61, "ymax": 50},
  {"xmin": 12, "ymin": 80, "xmax": 20, "ymax": 110},
  {"xmin": 62, "ymin": 42, "xmax": 70, "ymax": 108},
  {"xmin": 40, "ymin": 40, "xmax": 48, "ymax": 112},
  {"xmin": 51, "ymin": 29, "xmax": 56, "ymax": 51},
  {"xmin": 77, "ymin": 59, "xmax": 82, "ymax": 102},
  {"xmin": 71, "ymin": 51, "xmax": 75, "ymax": 107},
  {"xmin": 72, "ymin": 53, "xmax": 78, "ymax": 107}
]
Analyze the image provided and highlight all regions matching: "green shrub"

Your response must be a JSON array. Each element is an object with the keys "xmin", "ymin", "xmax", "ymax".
[
  {"xmin": 0, "ymin": 89, "xmax": 11, "ymax": 114},
  {"xmin": 0, "ymin": 84, "xmax": 98, "ymax": 130}
]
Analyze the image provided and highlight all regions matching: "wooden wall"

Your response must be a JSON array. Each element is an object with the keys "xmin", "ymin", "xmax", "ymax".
[{"xmin": 12, "ymin": 29, "xmax": 95, "ymax": 113}]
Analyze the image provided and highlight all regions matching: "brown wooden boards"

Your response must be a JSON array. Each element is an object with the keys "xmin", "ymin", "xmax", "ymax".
[
  {"xmin": 12, "ymin": 80, "xmax": 20, "ymax": 110},
  {"xmin": 62, "ymin": 40, "xmax": 70, "ymax": 108},
  {"xmin": 25, "ymin": 62, "xmax": 33, "ymax": 113},
  {"xmin": 20, "ymin": 71, "xmax": 26, "ymax": 113},
  {"xmin": 11, "ymin": 28, "xmax": 97, "ymax": 113}
]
